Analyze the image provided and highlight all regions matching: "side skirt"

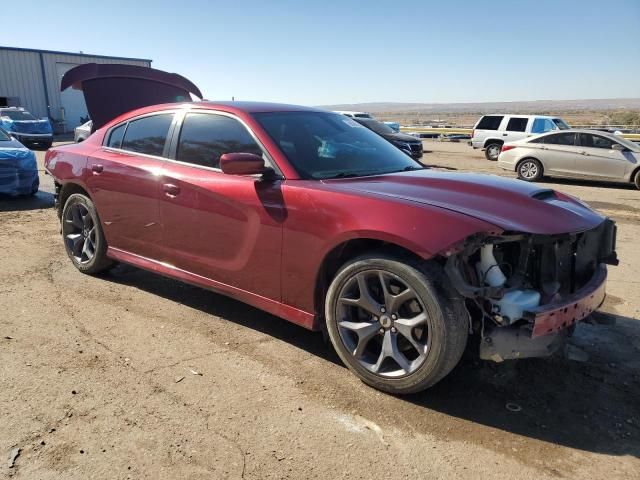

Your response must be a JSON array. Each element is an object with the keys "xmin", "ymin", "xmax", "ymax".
[{"xmin": 107, "ymin": 247, "xmax": 316, "ymax": 330}]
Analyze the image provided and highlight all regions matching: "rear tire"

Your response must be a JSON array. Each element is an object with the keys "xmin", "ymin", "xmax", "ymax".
[
  {"xmin": 61, "ymin": 193, "xmax": 113, "ymax": 274},
  {"xmin": 484, "ymin": 143, "xmax": 502, "ymax": 161},
  {"xmin": 325, "ymin": 253, "xmax": 468, "ymax": 394},
  {"xmin": 517, "ymin": 158, "xmax": 543, "ymax": 182}
]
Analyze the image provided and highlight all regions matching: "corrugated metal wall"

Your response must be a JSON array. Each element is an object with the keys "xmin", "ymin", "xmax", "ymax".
[
  {"xmin": 0, "ymin": 47, "xmax": 150, "ymax": 125},
  {"xmin": 0, "ymin": 49, "xmax": 48, "ymax": 118}
]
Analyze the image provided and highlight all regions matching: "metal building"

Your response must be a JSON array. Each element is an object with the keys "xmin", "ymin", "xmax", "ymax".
[{"xmin": 0, "ymin": 46, "xmax": 151, "ymax": 131}]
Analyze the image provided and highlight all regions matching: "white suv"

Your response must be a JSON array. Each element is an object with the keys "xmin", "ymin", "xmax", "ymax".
[{"xmin": 471, "ymin": 114, "xmax": 570, "ymax": 160}]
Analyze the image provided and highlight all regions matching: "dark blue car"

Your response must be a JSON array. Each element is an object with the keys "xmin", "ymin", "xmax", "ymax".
[{"xmin": 0, "ymin": 127, "xmax": 39, "ymax": 196}]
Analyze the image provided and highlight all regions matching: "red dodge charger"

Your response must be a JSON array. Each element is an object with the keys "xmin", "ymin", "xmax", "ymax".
[{"xmin": 45, "ymin": 64, "xmax": 617, "ymax": 394}]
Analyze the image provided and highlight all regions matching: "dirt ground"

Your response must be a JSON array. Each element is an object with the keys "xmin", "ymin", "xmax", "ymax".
[{"xmin": 1, "ymin": 141, "xmax": 638, "ymax": 479}]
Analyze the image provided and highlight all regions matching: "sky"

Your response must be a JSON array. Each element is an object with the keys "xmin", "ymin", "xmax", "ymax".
[{"xmin": 6, "ymin": 0, "xmax": 640, "ymax": 105}]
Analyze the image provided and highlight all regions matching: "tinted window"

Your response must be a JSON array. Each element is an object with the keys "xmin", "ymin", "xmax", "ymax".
[
  {"xmin": 475, "ymin": 116, "xmax": 503, "ymax": 130},
  {"xmin": 121, "ymin": 114, "xmax": 174, "ymax": 156},
  {"xmin": 176, "ymin": 113, "xmax": 263, "ymax": 169},
  {"xmin": 552, "ymin": 118, "xmax": 570, "ymax": 130},
  {"xmin": 531, "ymin": 118, "xmax": 556, "ymax": 134},
  {"xmin": 354, "ymin": 118, "xmax": 395, "ymax": 135},
  {"xmin": 506, "ymin": 117, "xmax": 528, "ymax": 132},
  {"xmin": 107, "ymin": 124, "xmax": 126, "ymax": 148},
  {"xmin": 543, "ymin": 132, "xmax": 576, "ymax": 146},
  {"xmin": 579, "ymin": 133, "xmax": 616, "ymax": 150}
]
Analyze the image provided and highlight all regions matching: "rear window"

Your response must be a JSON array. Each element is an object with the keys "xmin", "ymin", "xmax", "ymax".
[
  {"xmin": 475, "ymin": 116, "xmax": 503, "ymax": 130},
  {"xmin": 120, "ymin": 114, "xmax": 174, "ymax": 157},
  {"xmin": 506, "ymin": 117, "xmax": 528, "ymax": 132}
]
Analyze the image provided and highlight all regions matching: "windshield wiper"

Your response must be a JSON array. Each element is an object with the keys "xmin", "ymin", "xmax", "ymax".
[{"xmin": 400, "ymin": 165, "xmax": 423, "ymax": 172}]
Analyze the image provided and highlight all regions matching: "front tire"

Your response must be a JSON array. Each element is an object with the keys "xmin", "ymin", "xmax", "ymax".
[
  {"xmin": 517, "ymin": 158, "xmax": 543, "ymax": 182},
  {"xmin": 61, "ymin": 193, "xmax": 113, "ymax": 274},
  {"xmin": 484, "ymin": 143, "xmax": 502, "ymax": 161},
  {"xmin": 634, "ymin": 170, "xmax": 640, "ymax": 190},
  {"xmin": 325, "ymin": 254, "xmax": 468, "ymax": 394}
]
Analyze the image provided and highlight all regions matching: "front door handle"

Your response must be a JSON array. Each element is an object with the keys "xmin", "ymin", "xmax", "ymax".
[
  {"xmin": 163, "ymin": 183, "xmax": 180, "ymax": 196},
  {"xmin": 91, "ymin": 164, "xmax": 104, "ymax": 174}
]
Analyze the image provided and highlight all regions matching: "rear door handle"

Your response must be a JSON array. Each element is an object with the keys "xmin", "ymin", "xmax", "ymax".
[
  {"xmin": 163, "ymin": 183, "xmax": 180, "ymax": 196},
  {"xmin": 91, "ymin": 164, "xmax": 103, "ymax": 174}
]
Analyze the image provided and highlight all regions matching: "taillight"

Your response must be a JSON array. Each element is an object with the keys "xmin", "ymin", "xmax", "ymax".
[{"xmin": 501, "ymin": 145, "xmax": 516, "ymax": 152}]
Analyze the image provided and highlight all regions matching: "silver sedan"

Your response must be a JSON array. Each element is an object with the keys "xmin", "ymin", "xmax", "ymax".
[{"xmin": 498, "ymin": 129, "xmax": 640, "ymax": 189}]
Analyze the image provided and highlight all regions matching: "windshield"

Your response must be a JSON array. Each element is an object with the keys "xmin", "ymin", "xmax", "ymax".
[
  {"xmin": 253, "ymin": 111, "xmax": 421, "ymax": 179},
  {"xmin": 552, "ymin": 118, "xmax": 570, "ymax": 130},
  {"xmin": 0, "ymin": 127, "xmax": 10, "ymax": 141},
  {"xmin": 354, "ymin": 118, "xmax": 396, "ymax": 135},
  {"xmin": 0, "ymin": 110, "xmax": 37, "ymax": 121},
  {"xmin": 613, "ymin": 135, "xmax": 640, "ymax": 151}
]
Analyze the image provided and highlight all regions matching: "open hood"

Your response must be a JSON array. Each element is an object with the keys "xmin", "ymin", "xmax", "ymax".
[{"xmin": 61, "ymin": 63, "xmax": 203, "ymax": 130}]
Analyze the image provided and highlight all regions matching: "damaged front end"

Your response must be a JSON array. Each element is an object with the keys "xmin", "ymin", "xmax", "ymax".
[{"xmin": 444, "ymin": 219, "xmax": 618, "ymax": 362}]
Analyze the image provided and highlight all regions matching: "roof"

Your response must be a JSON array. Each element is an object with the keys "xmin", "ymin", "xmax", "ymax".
[
  {"xmin": 196, "ymin": 101, "xmax": 325, "ymax": 113},
  {"xmin": 0, "ymin": 45, "xmax": 152, "ymax": 63}
]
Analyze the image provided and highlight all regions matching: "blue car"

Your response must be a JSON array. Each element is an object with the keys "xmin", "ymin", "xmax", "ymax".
[
  {"xmin": 0, "ymin": 107, "xmax": 53, "ymax": 149},
  {"xmin": 0, "ymin": 127, "xmax": 39, "ymax": 196}
]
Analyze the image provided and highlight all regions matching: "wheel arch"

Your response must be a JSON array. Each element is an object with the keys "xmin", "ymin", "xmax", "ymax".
[
  {"xmin": 483, "ymin": 138, "xmax": 504, "ymax": 148},
  {"xmin": 312, "ymin": 238, "xmax": 433, "ymax": 330},
  {"xmin": 57, "ymin": 181, "xmax": 93, "ymax": 218},
  {"xmin": 631, "ymin": 165, "xmax": 640, "ymax": 184}
]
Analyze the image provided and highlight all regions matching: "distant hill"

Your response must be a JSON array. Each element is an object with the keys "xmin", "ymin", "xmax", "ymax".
[{"xmin": 320, "ymin": 98, "xmax": 640, "ymax": 114}]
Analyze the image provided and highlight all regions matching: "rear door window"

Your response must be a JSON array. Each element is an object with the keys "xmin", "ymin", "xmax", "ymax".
[
  {"xmin": 120, "ymin": 114, "xmax": 174, "ymax": 157},
  {"xmin": 475, "ymin": 116, "xmax": 503, "ymax": 130},
  {"xmin": 176, "ymin": 113, "xmax": 263, "ymax": 169},
  {"xmin": 542, "ymin": 132, "xmax": 577, "ymax": 146},
  {"xmin": 506, "ymin": 117, "xmax": 528, "ymax": 132}
]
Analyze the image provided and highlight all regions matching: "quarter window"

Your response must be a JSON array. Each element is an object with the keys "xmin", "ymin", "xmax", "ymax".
[
  {"xmin": 475, "ymin": 115, "xmax": 503, "ymax": 130},
  {"xmin": 506, "ymin": 117, "xmax": 528, "ymax": 132},
  {"xmin": 542, "ymin": 132, "xmax": 576, "ymax": 146},
  {"xmin": 120, "ymin": 114, "xmax": 174, "ymax": 157},
  {"xmin": 176, "ymin": 113, "xmax": 263, "ymax": 169},
  {"xmin": 106, "ymin": 123, "xmax": 126, "ymax": 148}
]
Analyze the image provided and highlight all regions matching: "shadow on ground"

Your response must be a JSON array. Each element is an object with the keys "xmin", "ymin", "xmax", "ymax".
[
  {"xmin": 101, "ymin": 263, "xmax": 640, "ymax": 458},
  {"xmin": 0, "ymin": 191, "xmax": 54, "ymax": 212}
]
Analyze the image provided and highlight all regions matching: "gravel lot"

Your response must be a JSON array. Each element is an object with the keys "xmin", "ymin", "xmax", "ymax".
[{"xmin": 1, "ymin": 141, "xmax": 638, "ymax": 479}]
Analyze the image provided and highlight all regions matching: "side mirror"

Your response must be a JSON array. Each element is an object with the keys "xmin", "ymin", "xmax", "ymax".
[
  {"xmin": 611, "ymin": 143, "xmax": 625, "ymax": 152},
  {"xmin": 220, "ymin": 152, "xmax": 266, "ymax": 175}
]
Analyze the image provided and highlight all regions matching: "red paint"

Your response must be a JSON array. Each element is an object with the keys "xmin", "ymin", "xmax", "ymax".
[
  {"xmin": 45, "ymin": 102, "xmax": 608, "ymax": 331},
  {"xmin": 529, "ymin": 265, "xmax": 607, "ymax": 338}
]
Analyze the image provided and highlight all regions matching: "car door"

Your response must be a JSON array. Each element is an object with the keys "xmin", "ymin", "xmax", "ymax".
[
  {"xmin": 86, "ymin": 112, "xmax": 175, "ymax": 260},
  {"xmin": 158, "ymin": 111, "xmax": 284, "ymax": 302},
  {"xmin": 501, "ymin": 116, "xmax": 530, "ymax": 143},
  {"xmin": 575, "ymin": 133, "xmax": 629, "ymax": 180},
  {"xmin": 534, "ymin": 131, "xmax": 578, "ymax": 175}
]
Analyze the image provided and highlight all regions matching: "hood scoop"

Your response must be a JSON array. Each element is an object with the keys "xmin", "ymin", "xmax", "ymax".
[
  {"xmin": 530, "ymin": 189, "xmax": 558, "ymax": 201},
  {"xmin": 61, "ymin": 63, "xmax": 203, "ymax": 131}
]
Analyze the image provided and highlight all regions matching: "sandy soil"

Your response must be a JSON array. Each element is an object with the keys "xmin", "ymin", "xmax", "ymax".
[{"xmin": 0, "ymin": 141, "xmax": 638, "ymax": 479}]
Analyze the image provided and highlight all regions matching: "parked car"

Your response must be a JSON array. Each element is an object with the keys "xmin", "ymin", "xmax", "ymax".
[
  {"xmin": 498, "ymin": 129, "xmax": 640, "ymax": 188},
  {"xmin": 333, "ymin": 110, "xmax": 373, "ymax": 119},
  {"xmin": 0, "ymin": 127, "xmax": 39, "ymax": 196},
  {"xmin": 471, "ymin": 114, "xmax": 570, "ymax": 160},
  {"xmin": 46, "ymin": 64, "xmax": 618, "ymax": 395},
  {"xmin": 74, "ymin": 120, "xmax": 93, "ymax": 142},
  {"xmin": 352, "ymin": 117, "xmax": 424, "ymax": 160},
  {"xmin": 0, "ymin": 107, "xmax": 53, "ymax": 149}
]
